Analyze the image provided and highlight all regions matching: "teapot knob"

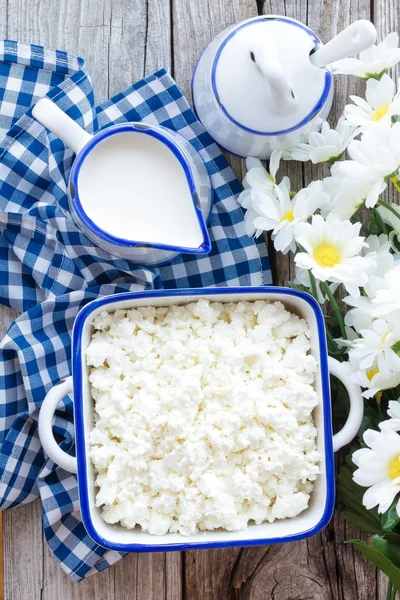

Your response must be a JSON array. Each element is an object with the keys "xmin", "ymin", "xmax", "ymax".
[{"xmin": 250, "ymin": 43, "xmax": 295, "ymax": 113}]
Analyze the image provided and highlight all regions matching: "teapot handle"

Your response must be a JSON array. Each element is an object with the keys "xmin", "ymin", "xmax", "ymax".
[
  {"xmin": 310, "ymin": 20, "xmax": 377, "ymax": 69},
  {"xmin": 32, "ymin": 97, "xmax": 93, "ymax": 155}
]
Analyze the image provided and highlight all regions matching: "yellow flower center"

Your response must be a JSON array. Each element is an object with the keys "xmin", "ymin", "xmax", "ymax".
[
  {"xmin": 371, "ymin": 104, "xmax": 390, "ymax": 121},
  {"xmin": 313, "ymin": 244, "xmax": 341, "ymax": 268},
  {"xmin": 382, "ymin": 332, "xmax": 389, "ymax": 344},
  {"xmin": 367, "ymin": 368, "xmax": 379, "ymax": 381},
  {"xmin": 388, "ymin": 455, "xmax": 400, "ymax": 481},
  {"xmin": 280, "ymin": 209, "xmax": 295, "ymax": 222},
  {"xmin": 390, "ymin": 176, "xmax": 400, "ymax": 192}
]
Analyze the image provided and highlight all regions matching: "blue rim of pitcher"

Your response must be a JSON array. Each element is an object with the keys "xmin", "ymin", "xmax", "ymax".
[
  {"xmin": 69, "ymin": 124, "xmax": 212, "ymax": 255},
  {"xmin": 73, "ymin": 286, "xmax": 335, "ymax": 553},
  {"xmin": 210, "ymin": 16, "xmax": 333, "ymax": 137}
]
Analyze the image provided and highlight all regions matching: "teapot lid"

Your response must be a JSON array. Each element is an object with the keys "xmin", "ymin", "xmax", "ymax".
[{"xmin": 212, "ymin": 16, "xmax": 332, "ymax": 135}]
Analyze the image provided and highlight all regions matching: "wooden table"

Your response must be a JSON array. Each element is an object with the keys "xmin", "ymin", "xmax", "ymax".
[{"xmin": 1, "ymin": 0, "xmax": 397, "ymax": 598}]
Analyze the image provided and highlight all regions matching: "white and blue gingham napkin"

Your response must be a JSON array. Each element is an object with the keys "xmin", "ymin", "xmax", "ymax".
[{"xmin": 0, "ymin": 41, "xmax": 272, "ymax": 581}]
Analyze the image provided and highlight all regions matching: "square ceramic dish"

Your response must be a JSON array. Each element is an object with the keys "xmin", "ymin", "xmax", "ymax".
[{"xmin": 39, "ymin": 286, "xmax": 364, "ymax": 552}]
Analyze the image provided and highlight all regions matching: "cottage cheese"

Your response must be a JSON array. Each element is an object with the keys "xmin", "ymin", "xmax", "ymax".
[{"xmin": 87, "ymin": 300, "xmax": 320, "ymax": 536}]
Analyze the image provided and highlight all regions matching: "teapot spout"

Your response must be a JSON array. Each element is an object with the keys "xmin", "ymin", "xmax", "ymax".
[{"xmin": 250, "ymin": 44, "xmax": 295, "ymax": 112}]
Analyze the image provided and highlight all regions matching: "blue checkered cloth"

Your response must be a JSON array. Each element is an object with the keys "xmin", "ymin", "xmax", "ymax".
[{"xmin": 0, "ymin": 41, "xmax": 271, "ymax": 581}]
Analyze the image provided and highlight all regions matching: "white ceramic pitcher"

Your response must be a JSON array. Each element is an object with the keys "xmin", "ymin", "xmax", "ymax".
[
  {"xmin": 192, "ymin": 16, "xmax": 377, "ymax": 158},
  {"xmin": 32, "ymin": 98, "xmax": 212, "ymax": 266}
]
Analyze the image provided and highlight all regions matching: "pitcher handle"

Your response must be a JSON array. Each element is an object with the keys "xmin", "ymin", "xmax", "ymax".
[
  {"xmin": 329, "ymin": 357, "xmax": 364, "ymax": 452},
  {"xmin": 38, "ymin": 376, "xmax": 78, "ymax": 473},
  {"xmin": 32, "ymin": 97, "xmax": 93, "ymax": 155}
]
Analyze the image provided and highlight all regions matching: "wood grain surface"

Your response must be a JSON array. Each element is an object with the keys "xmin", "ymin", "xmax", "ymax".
[{"xmin": 0, "ymin": 0, "xmax": 395, "ymax": 598}]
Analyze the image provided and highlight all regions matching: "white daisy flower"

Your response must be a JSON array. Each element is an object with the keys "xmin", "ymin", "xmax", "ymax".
[
  {"xmin": 343, "ymin": 244, "xmax": 395, "ymax": 332},
  {"xmin": 239, "ymin": 149, "xmax": 283, "ymax": 238},
  {"xmin": 382, "ymin": 401, "xmax": 400, "ymax": 432},
  {"xmin": 377, "ymin": 202, "xmax": 400, "ymax": 247},
  {"xmin": 294, "ymin": 214, "xmax": 376, "ymax": 297},
  {"xmin": 364, "ymin": 233, "xmax": 395, "ymax": 261},
  {"xmin": 332, "ymin": 122, "xmax": 400, "ymax": 208},
  {"xmin": 349, "ymin": 359, "xmax": 400, "ymax": 398},
  {"xmin": 344, "ymin": 235, "xmax": 395, "ymax": 331},
  {"xmin": 290, "ymin": 117, "xmax": 360, "ymax": 164},
  {"xmin": 239, "ymin": 189, "xmax": 266, "ymax": 238},
  {"xmin": 352, "ymin": 426, "xmax": 400, "ymax": 516},
  {"xmin": 241, "ymin": 179, "xmax": 329, "ymax": 252},
  {"xmin": 322, "ymin": 175, "xmax": 368, "ymax": 220},
  {"xmin": 343, "ymin": 74, "xmax": 400, "ymax": 127},
  {"xmin": 346, "ymin": 315, "xmax": 400, "ymax": 372},
  {"xmin": 243, "ymin": 149, "xmax": 282, "ymax": 193},
  {"xmin": 268, "ymin": 118, "xmax": 325, "ymax": 156},
  {"xmin": 372, "ymin": 264, "xmax": 400, "ymax": 318},
  {"xmin": 333, "ymin": 32, "xmax": 400, "ymax": 79}
]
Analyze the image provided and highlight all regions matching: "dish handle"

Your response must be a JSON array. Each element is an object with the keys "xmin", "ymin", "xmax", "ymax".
[
  {"xmin": 329, "ymin": 357, "xmax": 364, "ymax": 452},
  {"xmin": 38, "ymin": 376, "xmax": 78, "ymax": 474}
]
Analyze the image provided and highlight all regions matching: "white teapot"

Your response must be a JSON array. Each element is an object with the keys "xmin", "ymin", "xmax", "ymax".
[{"xmin": 192, "ymin": 16, "xmax": 376, "ymax": 158}]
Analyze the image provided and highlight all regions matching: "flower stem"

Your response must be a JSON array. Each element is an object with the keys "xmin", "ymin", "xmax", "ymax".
[
  {"xmin": 308, "ymin": 271, "xmax": 319, "ymax": 301},
  {"xmin": 377, "ymin": 200, "xmax": 400, "ymax": 222},
  {"xmin": 325, "ymin": 330, "xmax": 347, "ymax": 356},
  {"xmin": 386, "ymin": 580, "xmax": 396, "ymax": 600},
  {"xmin": 373, "ymin": 207, "xmax": 388, "ymax": 234},
  {"xmin": 321, "ymin": 281, "xmax": 347, "ymax": 339}
]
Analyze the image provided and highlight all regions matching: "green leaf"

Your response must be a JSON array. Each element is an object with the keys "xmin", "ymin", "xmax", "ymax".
[
  {"xmin": 358, "ymin": 401, "xmax": 385, "ymax": 441},
  {"xmin": 331, "ymin": 375, "xmax": 350, "ymax": 421},
  {"xmin": 371, "ymin": 535, "xmax": 400, "ymax": 569},
  {"xmin": 349, "ymin": 539, "xmax": 400, "ymax": 590},
  {"xmin": 337, "ymin": 465, "xmax": 383, "ymax": 534},
  {"xmin": 362, "ymin": 68, "xmax": 388, "ymax": 81},
  {"xmin": 382, "ymin": 503, "xmax": 400, "ymax": 533},
  {"xmin": 381, "ymin": 533, "xmax": 400, "ymax": 545},
  {"xmin": 342, "ymin": 510, "xmax": 385, "ymax": 534}
]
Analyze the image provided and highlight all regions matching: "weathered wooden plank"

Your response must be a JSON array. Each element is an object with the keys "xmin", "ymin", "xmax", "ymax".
[
  {"xmin": 111, "ymin": 552, "xmax": 183, "ymax": 600},
  {"xmin": 40, "ymin": 531, "xmax": 183, "ymax": 600},
  {"xmin": 172, "ymin": 0, "xmax": 258, "ymax": 104},
  {"xmin": 3, "ymin": 500, "xmax": 43, "ymax": 600},
  {"xmin": 1, "ymin": 1, "xmax": 182, "ymax": 599},
  {"xmin": 184, "ymin": 549, "xmax": 241, "ymax": 600},
  {"xmin": 257, "ymin": 3, "xmax": 385, "ymax": 600},
  {"xmin": 172, "ymin": 0, "xmax": 386, "ymax": 599},
  {"xmin": 1, "ymin": 302, "xmax": 36, "ymax": 600},
  {"xmin": 368, "ymin": 11, "xmax": 399, "ymax": 597},
  {"xmin": 0, "ymin": 302, "xmax": 19, "ymax": 600},
  {"xmin": 373, "ymin": 0, "xmax": 400, "ymax": 207},
  {"xmin": 170, "ymin": 1, "xmax": 267, "ymax": 598},
  {"xmin": 171, "ymin": 0, "xmax": 258, "ymax": 185},
  {"xmin": 0, "ymin": 513, "xmax": 2, "ymax": 600},
  {"xmin": 42, "ymin": 539, "xmax": 115, "ymax": 600}
]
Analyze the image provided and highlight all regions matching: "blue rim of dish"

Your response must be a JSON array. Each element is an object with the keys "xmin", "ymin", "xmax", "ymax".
[
  {"xmin": 70, "ymin": 124, "xmax": 212, "ymax": 255},
  {"xmin": 72, "ymin": 286, "xmax": 335, "ymax": 552},
  {"xmin": 210, "ymin": 16, "xmax": 333, "ymax": 136}
]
